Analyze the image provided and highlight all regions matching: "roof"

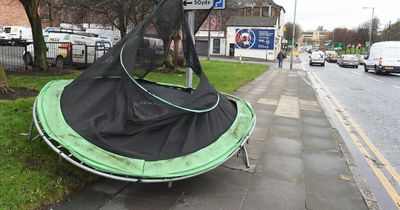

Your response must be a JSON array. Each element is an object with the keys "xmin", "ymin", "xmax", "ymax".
[
  {"xmin": 227, "ymin": 0, "xmax": 285, "ymax": 13},
  {"xmin": 267, "ymin": 0, "xmax": 286, "ymax": 13},
  {"xmin": 226, "ymin": 16, "xmax": 277, "ymax": 27}
]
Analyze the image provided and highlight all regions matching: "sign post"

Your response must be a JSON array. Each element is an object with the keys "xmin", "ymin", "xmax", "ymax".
[
  {"xmin": 186, "ymin": 10, "xmax": 195, "ymax": 88},
  {"xmin": 183, "ymin": 0, "xmax": 224, "ymax": 87}
]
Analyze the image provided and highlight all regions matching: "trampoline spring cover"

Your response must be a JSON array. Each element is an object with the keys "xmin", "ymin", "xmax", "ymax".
[{"xmin": 36, "ymin": 80, "xmax": 256, "ymax": 179}]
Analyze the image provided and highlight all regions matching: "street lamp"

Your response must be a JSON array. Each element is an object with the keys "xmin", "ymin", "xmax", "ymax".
[
  {"xmin": 290, "ymin": 0, "xmax": 297, "ymax": 70},
  {"xmin": 362, "ymin": 6, "xmax": 375, "ymax": 52}
]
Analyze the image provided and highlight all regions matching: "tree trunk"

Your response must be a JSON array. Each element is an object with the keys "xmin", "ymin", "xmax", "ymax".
[
  {"xmin": 19, "ymin": 0, "xmax": 48, "ymax": 71},
  {"xmin": 117, "ymin": 15, "xmax": 127, "ymax": 39},
  {"xmin": 0, "ymin": 63, "xmax": 13, "ymax": 94}
]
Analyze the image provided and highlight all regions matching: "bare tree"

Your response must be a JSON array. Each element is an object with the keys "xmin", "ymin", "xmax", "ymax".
[
  {"xmin": 332, "ymin": 28, "xmax": 347, "ymax": 44},
  {"xmin": 283, "ymin": 22, "xmax": 302, "ymax": 41},
  {"xmin": 357, "ymin": 17, "xmax": 380, "ymax": 45},
  {"xmin": 78, "ymin": 0, "xmax": 158, "ymax": 38},
  {"xmin": 380, "ymin": 20, "xmax": 400, "ymax": 41},
  {"xmin": 344, "ymin": 29, "xmax": 357, "ymax": 45},
  {"xmin": 19, "ymin": 0, "xmax": 48, "ymax": 71}
]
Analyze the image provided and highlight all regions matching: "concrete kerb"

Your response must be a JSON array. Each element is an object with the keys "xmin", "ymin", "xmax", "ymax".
[{"xmin": 303, "ymin": 69, "xmax": 381, "ymax": 210}]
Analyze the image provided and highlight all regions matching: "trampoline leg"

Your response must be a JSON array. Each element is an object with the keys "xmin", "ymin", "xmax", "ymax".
[
  {"xmin": 28, "ymin": 117, "xmax": 35, "ymax": 141},
  {"xmin": 242, "ymin": 145, "xmax": 250, "ymax": 168},
  {"xmin": 168, "ymin": 181, "xmax": 173, "ymax": 188}
]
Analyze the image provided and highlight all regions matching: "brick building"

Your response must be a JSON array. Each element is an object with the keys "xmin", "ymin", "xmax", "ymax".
[{"xmin": 0, "ymin": 0, "xmax": 30, "ymax": 27}]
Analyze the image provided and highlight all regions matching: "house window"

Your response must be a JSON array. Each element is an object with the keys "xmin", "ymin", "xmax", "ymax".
[
  {"xmin": 213, "ymin": 39, "xmax": 221, "ymax": 54},
  {"xmin": 262, "ymin": 6, "xmax": 271, "ymax": 17}
]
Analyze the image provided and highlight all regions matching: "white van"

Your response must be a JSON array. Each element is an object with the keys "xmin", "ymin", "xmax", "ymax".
[
  {"xmin": 85, "ymin": 28, "xmax": 121, "ymax": 45},
  {"xmin": 309, "ymin": 51, "xmax": 325, "ymax": 66},
  {"xmin": 23, "ymin": 31, "xmax": 112, "ymax": 67},
  {"xmin": 0, "ymin": 26, "xmax": 32, "ymax": 44},
  {"xmin": 364, "ymin": 41, "xmax": 400, "ymax": 74}
]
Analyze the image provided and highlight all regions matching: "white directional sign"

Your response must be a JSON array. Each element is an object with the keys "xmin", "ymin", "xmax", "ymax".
[{"xmin": 183, "ymin": 0, "xmax": 213, "ymax": 10}]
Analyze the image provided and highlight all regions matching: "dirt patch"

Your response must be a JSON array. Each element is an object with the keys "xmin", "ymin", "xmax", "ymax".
[
  {"xmin": 0, "ymin": 87, "xmax": 38, "ymax": 100},
  {"xmin": 24, "ymin": 156, "xmax": 45, "ymax": 171},
  {"xmin": 6, "ymin": 68, "xmax": 77, "ymax": 77}
]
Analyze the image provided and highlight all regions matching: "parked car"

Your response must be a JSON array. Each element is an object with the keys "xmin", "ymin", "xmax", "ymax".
[
  {"xmin": 309, "ymin": 51, "xmax": 325, "ymax": 66},
  {"xmin": 338, "ymin": 54, "xmax": 359, "ymax": 68},
  {"xmin": 325, "ymin": 51, "xmax": 339, "ymax": 63},
  {"xmin": 23, "ymin": 31, "xmax": 112, "ymax": 67},
  {"xmin": 364, "ymin": 41, "xmax": 400, "ymax": 74}
]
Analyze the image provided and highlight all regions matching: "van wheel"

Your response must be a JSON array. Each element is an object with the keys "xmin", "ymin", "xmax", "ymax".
[
  {"xmin": 374, "ymin": 65, "xmax": 382, "ymax": 75},
  {"xmin": 55, "ymin": 56, "xmax": 65, "ymax": 69},
  {"xmin": 23, "ymin": 53, "xmax": 33, "ymax": 66}
]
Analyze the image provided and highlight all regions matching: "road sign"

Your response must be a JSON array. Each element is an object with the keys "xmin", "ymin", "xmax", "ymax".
[
  {"xmin": 183, "ymin": 0, "xmax": 213, "ymax": 10},
  {"xmin": 214, "ymin": 0, "xmax": 225, "ymax": 10},
  {"xmin": 183, "ymin": 0, "xmax": 225, "ymax": 10}
]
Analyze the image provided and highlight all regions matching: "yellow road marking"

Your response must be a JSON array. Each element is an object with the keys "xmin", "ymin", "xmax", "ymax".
[
  {"xmin": 309, "ymin": 72, "xmax": 400, "ymax": 208},
  {"xmin": 347, "ymin": 116, "xmax": 400, "ymax": 186}
]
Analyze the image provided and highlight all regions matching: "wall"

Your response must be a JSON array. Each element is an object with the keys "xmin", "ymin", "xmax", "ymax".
[
  {"xmin": 0, "ymin": 0, "xmax": 29, "ymax": 27},
  {"xmin": 195, "ymin": 31, "xmax": 226, "ymax": 56},
  {"xmin": 226, "ymin": 26, "xmax": 278, "ymax": 60}
]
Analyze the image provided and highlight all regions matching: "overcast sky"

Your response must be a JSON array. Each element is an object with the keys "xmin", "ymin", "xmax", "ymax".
[{"xmin": 274, "ymin": 0, "xmax": 400, "ymax": 31}]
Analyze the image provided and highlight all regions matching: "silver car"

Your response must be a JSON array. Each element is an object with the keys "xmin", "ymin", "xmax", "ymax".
[{"xmin": 338, "ymin": 55, "xmax": 359, "ymax": 68}]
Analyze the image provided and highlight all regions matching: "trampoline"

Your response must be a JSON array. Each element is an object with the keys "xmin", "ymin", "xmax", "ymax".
[{"xmin": 30, "ymin": 0, "xmax": 256, "ymax": 183}]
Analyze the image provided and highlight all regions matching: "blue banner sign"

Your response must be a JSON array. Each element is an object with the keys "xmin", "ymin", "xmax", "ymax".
[{"xmin": 235, "ymin": 28, "xmax": 275, "ymax": 50}]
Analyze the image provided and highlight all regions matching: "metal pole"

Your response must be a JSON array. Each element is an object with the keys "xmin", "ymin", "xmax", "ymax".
[
  {"xmin": 186, "ymin": 11, "xmax": 195, "ymax": 88},
  {"xmin": 207, "ymin": 16, "xmax": 211, "ymax": 60},
  {"xmin": 290, "ymin": 0, "xmax": 297, "ymax": 70},
  {"xmin": 368, "ymin": 7, "xmax": 374, "ymax": 52}
]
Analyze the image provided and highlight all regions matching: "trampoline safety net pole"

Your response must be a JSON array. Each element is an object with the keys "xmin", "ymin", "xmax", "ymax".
[{"xmin": 186, "ymin": 10, "xmax": 195, "ymax": 88}]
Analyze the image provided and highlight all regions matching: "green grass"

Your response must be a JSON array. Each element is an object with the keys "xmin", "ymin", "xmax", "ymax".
[
  {"xmin": 0, "ymin": 99, "xmax": 98, "ymax": 210},
  {"xmin": 0, "ymin": 61, "xmax": 267, "ymax": 210},
  {"xmin": 7, "ymin": 71, "xmax": 81, "ymax": 91},
  {"xmin": 146, "ymin": 60, "xmax": 268, "ymax": 93}
]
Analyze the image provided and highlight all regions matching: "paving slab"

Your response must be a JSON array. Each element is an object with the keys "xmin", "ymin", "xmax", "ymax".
[
  {"xmin": 53, "ymin": 68, "xmax": 368, "ymax": 210},
  {"xmin": 100, "ymin": 184, "xmax": 183, "ymax": 210},
  {"xmin": 53, "ymin": 179, "xmax": 128, "ymax": 210}
]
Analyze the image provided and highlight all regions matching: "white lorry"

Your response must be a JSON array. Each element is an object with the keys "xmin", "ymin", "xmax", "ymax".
[
  {"xmin": 364, "ymin": 41, "xmax": 400, "ymax": 74},
  {"xmin": 0, "ymin": 26, "xmax": 32, "ymax": 45},
  {"xmin": 23, "ymin": 31, "xmax": 112, "ymax": 67}
]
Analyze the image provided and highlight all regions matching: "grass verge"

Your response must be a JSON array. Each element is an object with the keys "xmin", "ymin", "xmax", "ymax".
[{"xmin": 0, "ymin": 61, "xmax": 267, "ymax": 209}]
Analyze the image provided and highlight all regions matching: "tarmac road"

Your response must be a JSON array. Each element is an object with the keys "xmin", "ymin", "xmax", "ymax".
[{"xmin": 299, "ymin": 52, "xmax": 400, "ymax": 208}]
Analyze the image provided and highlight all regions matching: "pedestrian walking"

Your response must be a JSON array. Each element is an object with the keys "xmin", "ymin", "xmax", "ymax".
[{"xmin": 277, "ymin": 51, "xmax": 285, "ymax": 68}]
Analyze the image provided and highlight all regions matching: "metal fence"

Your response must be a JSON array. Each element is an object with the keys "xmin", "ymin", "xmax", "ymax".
[
  {"xmin": 0, "ymin": 40, "xmax": 30, "ymax": 71},
  {"xmin": 0, "ymin": 40, "xmax": 110, "ymax": 71}
]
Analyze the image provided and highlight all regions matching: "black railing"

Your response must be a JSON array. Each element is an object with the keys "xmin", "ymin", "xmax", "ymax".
[
  {"xmin": 0, "ymin": 40, "xmax": 110, "ymax": 71},
  {"xmin": 0, "ymin": 40, "xmax": 30, "ymax": 71}
]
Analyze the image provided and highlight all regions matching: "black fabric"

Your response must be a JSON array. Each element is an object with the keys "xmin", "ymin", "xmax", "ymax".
[{"xmin": 60, "ymin": 0, "xmax": 238, "ymax": 161}]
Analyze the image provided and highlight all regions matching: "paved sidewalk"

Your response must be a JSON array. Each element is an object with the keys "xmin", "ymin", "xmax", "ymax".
[{"xmin": 52, "ymin": 68, "xmax": 367, "ymax": 210}]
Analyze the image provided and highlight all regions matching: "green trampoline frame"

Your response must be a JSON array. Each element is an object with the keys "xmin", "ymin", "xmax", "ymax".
[{"xmin": 31, "ymin": 80, "xmax": 256, "ymax": 183}]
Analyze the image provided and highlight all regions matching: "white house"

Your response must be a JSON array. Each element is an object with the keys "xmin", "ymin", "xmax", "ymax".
[{"xmin": 225, "ymin": 16, "xmax": 282, "ymax": 60}]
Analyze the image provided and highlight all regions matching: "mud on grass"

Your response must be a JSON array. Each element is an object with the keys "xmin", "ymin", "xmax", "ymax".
[
  {"xmin": 6, "ymin": 68, "xmax": 78, "ymax": 77},
  {"xmin": 0, "ymin": 87, "xmax": 38, "ymax": 100}
]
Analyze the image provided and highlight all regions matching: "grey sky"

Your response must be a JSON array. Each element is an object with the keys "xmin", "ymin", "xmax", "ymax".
[{"xmin": 274, "ymin": 0, "xmax": 400, "ymax": 31}]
